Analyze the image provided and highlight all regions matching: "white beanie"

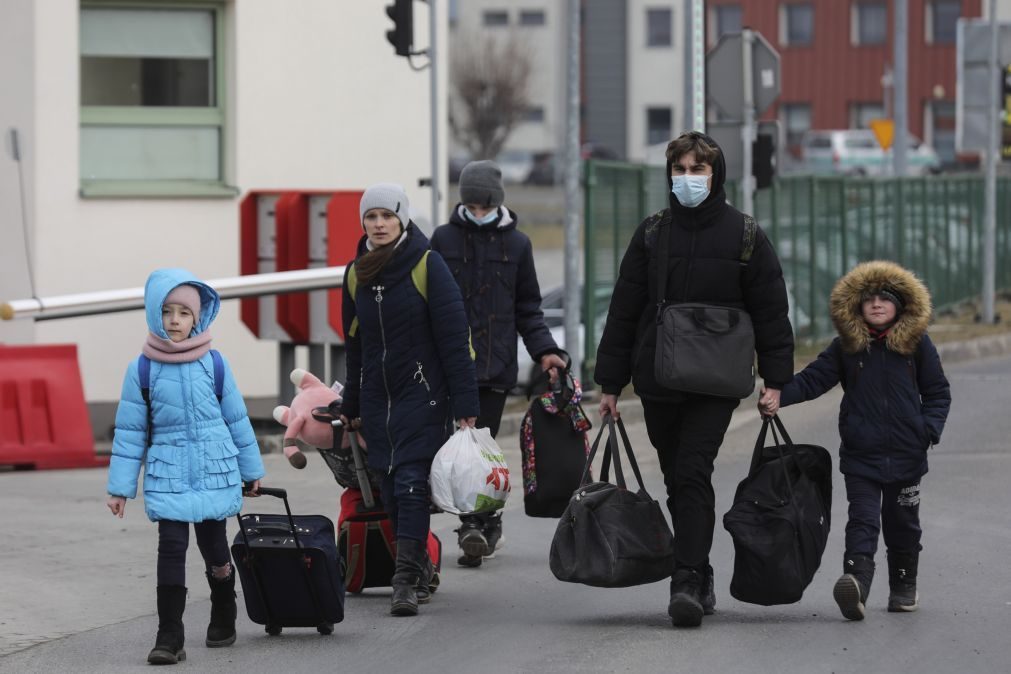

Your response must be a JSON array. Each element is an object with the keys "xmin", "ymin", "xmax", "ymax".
[{"xmin": 359, "ymin": 183, "xmax": 410, "ymax": 231}]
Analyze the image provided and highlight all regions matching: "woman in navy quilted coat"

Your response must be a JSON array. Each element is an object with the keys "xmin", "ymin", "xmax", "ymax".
[
  {"xmin": 340, "ymin": 183, "xmax": 479, "ymax": 617},
  {"xmin": 106, "ymin": 268, "xmax": 265, "ymax": 664}
]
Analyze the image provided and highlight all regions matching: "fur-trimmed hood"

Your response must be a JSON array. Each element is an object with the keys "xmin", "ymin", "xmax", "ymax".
[{"xmin": 829, "ymin": 260, "xmax": 932, "ymax": 356}]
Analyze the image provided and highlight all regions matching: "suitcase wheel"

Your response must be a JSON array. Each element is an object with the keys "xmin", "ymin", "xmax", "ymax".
[
  {"xmin": 317, "ymin": 623, "xmax": 334, "ymax": 635},
  {"xmin": 265, "ymin": 624, "xmax": 282, "ymax": 636}
]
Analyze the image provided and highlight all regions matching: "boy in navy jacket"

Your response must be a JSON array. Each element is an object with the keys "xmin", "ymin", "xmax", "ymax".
[{"xmin": 760, "ymin": 260, "xmax": 951, "ymax": 620}]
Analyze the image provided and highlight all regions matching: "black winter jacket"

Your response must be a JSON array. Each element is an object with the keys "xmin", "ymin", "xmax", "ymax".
[
  {"xmin": 780, "ymin": 260, "xmax": 952, "ymax": 482},
  {"xmin": 341, "ymin": 223, "xmax": 480, "ymax": 472},
  {"xmin": 431, "ymin": 205, "xmax": 561, "ymax": 390},
  {"xmin": 594, "ymin": 134, "xmax": 794, "ymax": 401}
]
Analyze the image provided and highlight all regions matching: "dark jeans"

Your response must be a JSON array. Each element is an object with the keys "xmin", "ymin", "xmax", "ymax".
[
  {"xmin": 642, "ymin": 395, "xmax": 739, "ymax": 571},
  {"xmin": 381, "ymin": 458, "xmax": 433, "ymax": 542},
  {"xmin": 477, "ymin": 387, "xmax": 509, "ymax": 439},
  {"xmin": 844, "ymin": 474, "xmax": 923, "ymax": 558},
  {"xmin": 157, "ymin": 519, "xmax": 231, "ymax": 587}
]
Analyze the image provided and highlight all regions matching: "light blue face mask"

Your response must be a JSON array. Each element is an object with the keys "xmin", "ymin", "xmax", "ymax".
[
  {"xmin": 463, "ymin": 206, "xmax": 500, "ymax": 226},
  {"xmin": 671, "ymin": 174, "xmax": 711, "ymax": 208}
]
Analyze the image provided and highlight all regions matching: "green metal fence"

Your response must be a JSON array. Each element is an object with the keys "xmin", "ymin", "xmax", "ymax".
[{"xmin": 582, "ymin": 160, "xmax": 1011, "ymax": 376}]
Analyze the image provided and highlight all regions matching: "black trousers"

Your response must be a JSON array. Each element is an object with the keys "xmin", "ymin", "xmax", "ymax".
[
  {"xmin": 381, "ymin": 458, "xmax": 433, "ymax": 542},
  {"xmin": 477, "ymin": 387, "xmax": 509, "ymax": 439},
  {"xmin": 157, "ymin": 519, "xmax": 231, "ymax": 587},
  {"xmin": 642, "ymin": 395, "xmax": 739, "ymax": 571},
  {"xmin": 844, "ymin": 474, "xmax": 923, "ymax": 558}
]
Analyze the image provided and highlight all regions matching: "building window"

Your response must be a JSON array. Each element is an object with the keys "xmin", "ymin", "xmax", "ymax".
[
  {"xmin": 713, "ymin": 4, "xmax": 742, "ymax": 42},
  {"xmin": 782, "ymin": 3, "xmax": 814, "ymax": 46},
  {"xmin": 781, "ymin": 103, "xmax": 812, "ymax": 152},
  {"xmin": 80, "ymin": 4, "xmax": 230, "ymax": 196},
  {"xmin": 853, "ymin": 2, "xmax": 887, "ymax": 46},
  {"xmin": 927, "ymin": 0, "xmax": 960, "ymax": 45},
  {"xmin": 646, "ymin": 8, "xmax": 673, "ymax": 47},
  {"xmin": 524, "ymin": 106, "xmax": 545, "ymax": 123},
  {"xmin": 850, "ymin": 102, "xmax": 886, "ymax": 129},
  {"xmin": 519, "ymin": 10, "xmax": 545, "ymax": 26},
  {"xmin": 483, "ymin": 10, "xmax": 509, "ymax": 27},
  {"xmin": 647, "ymin": 107, "xmax": 672, "ymax": 145}
]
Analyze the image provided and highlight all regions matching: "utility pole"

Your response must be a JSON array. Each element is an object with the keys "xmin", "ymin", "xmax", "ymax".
[
  {"xmin": 563, "ymin": 0, "xmax": 582, "ymax": 379},
  {"xmin": 983, "ymin": 0, "xmax": 998, "ymax": 324},
  {"xmin": 893, "ymin": 0, "xmax": 909, "ymax": 179},
  {"xmin": 741, "ymin": 29, "xmax": 755, "ymax": 217},
  {"xmin": 428, "ymin": 0, "xmax": 440, "ymax": 225}
]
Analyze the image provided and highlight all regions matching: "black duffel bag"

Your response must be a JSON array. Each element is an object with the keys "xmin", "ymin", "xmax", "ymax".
[
  {"xmin": 723, "ymin": 415, "xmax": 833, "ymax": 605},
  {"xmin": 549, "ymin": 415, "xmax": 675, "ymax": 588}
]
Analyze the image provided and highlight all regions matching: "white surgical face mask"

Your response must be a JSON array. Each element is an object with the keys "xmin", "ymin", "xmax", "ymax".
[
  {"xmin": 464, "ymin": 206, "xmax": 500, "ymax": 225},
  {"xmin": 671, "ymin": 175, "xmax": 710, "ymax": 208}
]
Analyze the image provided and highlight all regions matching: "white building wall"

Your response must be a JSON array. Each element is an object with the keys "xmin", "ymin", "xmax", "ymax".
[
  {"xmin": 626, "ymin": 0, "xmax": 686, "ymax": 162},
  {"xmin": 448, "ymin": 0, "xmax": 565, "ymax": 157},
  {"xmin": 1, "ymin": 0, "xmax": 446, "ymax": 403}
]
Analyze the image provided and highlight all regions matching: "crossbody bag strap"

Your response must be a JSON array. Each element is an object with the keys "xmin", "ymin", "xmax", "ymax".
[{"xmin": 655, "ymin": 218, "xmax": 671, "ymax": 322}]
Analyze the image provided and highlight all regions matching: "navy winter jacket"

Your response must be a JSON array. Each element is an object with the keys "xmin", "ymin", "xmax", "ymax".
[
  {"xmin": 780, "ymin": 260, "xmax": 952, "ymax": 483},
  {"xmin": 431, "ymin": 205, "xmax": 561, "ymax": 390},
  {"xmin": 340, "ymin": 223, "xmax": 480, "ymax": 472}
]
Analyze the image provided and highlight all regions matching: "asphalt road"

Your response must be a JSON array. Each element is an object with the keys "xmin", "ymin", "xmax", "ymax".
[{"xmin": 1, "ymin": 355, "xmax": 1009, "ymax": 673}]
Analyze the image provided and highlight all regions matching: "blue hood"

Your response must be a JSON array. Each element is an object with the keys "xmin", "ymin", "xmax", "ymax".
[{"xmin": 144, "ymin": 268, "xmax": 220, "ymax": 338}]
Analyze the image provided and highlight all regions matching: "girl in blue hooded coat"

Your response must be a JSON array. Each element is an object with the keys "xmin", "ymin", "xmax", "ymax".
[
  {"xmin": 106, "ymin": 268, "xmax": 265, "ymax": 665},
  {"xmin": 340, "ymin": 183, "xmax": 480, "ymax": 618}
]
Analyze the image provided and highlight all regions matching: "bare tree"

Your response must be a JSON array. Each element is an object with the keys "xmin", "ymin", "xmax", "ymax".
[{"xmin": 450, "ymin": 34, "xmax": 533, "ymax": 160}]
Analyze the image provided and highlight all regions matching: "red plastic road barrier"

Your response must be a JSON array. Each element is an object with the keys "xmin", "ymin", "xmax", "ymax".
[{"xmin": 0, "ymin": 344, "xmax": 107, "ymax": 469}]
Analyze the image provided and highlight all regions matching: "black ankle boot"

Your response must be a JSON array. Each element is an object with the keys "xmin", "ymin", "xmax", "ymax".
[
  {"xmin": 415, "ymin": 548, "xmax": 436, "ymax": 605},
  {"xmin": 833, "ymin": 554, "xmax": 875, "ymax": 621},
  {"xmin": 700, "ymin": 564, "xmax": 716, "ymax": 616},
  {"xmin": 887, "ymin": 550, "xmax": 919, "ymax": 612},
  {"xmin": 391, "ymin": 538, "xmax": 426, "ymax": 617},
  {"xmin": 668, "ymin": 567, "xmax": 705, "ymax": 628},
  {"xmin": 205, "ymin": 570, "xmax": 237, "ymax": 647},
  {"xmin": 148, "ymin": 585, "xmax": 187, "ymax": 665}
]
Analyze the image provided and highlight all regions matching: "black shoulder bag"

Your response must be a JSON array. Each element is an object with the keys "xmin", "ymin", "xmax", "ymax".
[{"xmin": 653, "ymin": 216, "xmax": 757, "ymax": 399}]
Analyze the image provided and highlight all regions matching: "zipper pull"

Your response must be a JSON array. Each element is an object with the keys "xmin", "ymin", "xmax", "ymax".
[
  {"xmin": 373, "ymin": 285, "xmax": 384, "ymax": 303},
  {"xmin": 413, "ymin": 361, "xmax": 424, "ymax": 382}
]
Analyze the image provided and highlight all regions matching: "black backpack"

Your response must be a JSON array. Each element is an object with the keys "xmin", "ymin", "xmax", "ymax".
[{"xmin": 723, "ymin": 415, "xmax": 832, "ymax": 605}]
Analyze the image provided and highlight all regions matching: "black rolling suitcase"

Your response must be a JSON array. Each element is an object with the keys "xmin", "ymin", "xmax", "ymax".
[{"xmin": 231, "ymin": 486, "xmax": 346, "ymax": 635}]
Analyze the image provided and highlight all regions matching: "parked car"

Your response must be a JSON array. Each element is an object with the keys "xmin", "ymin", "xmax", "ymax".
[
  {"xmin": 800, "ymin": 129, "xmax": 941, "ymax": 177},
  {"xmin": 495, "ymin": 149, "xmax": 536, "ymax": 184},
  {"xmin": 514, "ymin": 284, "xmax": 613, "ymax": 391}
]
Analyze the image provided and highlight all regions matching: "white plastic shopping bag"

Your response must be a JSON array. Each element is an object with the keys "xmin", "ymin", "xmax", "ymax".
[{"xmin": 430, "ymin": 427, "xmax": 510, "ymax": 514}]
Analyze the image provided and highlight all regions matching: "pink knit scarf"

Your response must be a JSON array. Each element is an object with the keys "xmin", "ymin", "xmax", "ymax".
[{"xmin": 143, "ymin": 331, "xmax": 213, "ymax": 363}]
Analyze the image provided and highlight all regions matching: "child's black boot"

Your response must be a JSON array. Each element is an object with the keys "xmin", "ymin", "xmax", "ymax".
[
  {"xmin": 148, "ymin": 585, "xmax": 187, "ymax": 665},
  {"xmin": 205, "ymin": 569, "xmax": 237, "ymax": 647},
  {"xmin": 833, "ymin": 554, "xmax": 875, "ymax": 621},
  {"xmin": 415, "ymin": 549, "xmax": 438, "ymax": 604},
  {"xmin": 455, "ymin": 514, "xmax": 489, "ymax": 567},
  {"xmin": 886, "ymin": 550, "xmax": 919, "ymax": 612},
  {"xmin": 701, "ymin": 564, "xmax": 716, "ymax": 615},
  {"xmin": 391, "ymin": 538, "xmax": 425, "ymax": 616}
]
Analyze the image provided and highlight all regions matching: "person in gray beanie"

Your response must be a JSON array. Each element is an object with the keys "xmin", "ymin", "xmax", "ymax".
[{"xmin": 431, "ymin": 160, "xmax": 567, "ymax": 568}]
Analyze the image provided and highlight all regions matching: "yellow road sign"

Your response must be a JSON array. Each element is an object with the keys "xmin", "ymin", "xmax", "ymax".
[{"xmin": 869, "ymin": 118, "xmax": 894, "ymax": 150}]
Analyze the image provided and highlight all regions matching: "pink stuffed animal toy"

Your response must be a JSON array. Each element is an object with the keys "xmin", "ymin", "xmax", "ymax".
[{"xmin": 272, "ymin": 368, "xmax": 342, "ymax": 469}]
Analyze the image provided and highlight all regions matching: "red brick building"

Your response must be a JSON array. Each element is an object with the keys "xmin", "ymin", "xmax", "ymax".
[{"xmin": 705, "ymin": 0, "xmax": 981, "ymax": 164}]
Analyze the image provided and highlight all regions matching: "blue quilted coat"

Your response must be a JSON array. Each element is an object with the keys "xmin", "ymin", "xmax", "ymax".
[
  {"xmin": 106, "ymin": 268, "xmax": 265, "ymax": 522},
  {"xmin": 340, "ymin": 223, "xmax": 480, "ymax": 473}
]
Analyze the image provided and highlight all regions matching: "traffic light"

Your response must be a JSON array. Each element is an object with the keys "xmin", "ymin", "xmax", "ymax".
[{"xmin": 386, "ymin": 0, "xmax": 413, "ymax": 57}]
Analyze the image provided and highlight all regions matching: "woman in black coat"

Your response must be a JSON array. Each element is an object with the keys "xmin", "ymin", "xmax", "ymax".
[
  {"xmin": 340, "ymin": 183, "xmax": 479, "ymax": 617},
  {"xmin": 594, "ymin": 131, "xmax": 794, "ymax": 628}
]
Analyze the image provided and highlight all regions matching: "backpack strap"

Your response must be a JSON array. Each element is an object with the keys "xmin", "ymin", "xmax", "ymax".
[
  {"xmin": 138, "ymin": 352, "xmax": 223, "ymax": 449},
  {"xmin": 740, "ymin": 215, "xmax": 758, "ymax": 264},
  {"xmin": 411, "ymin": 251, "xmax": 430, "ymax": 301},
  {"xmin": 210, "ymin": 349, "xmax": 224, "ymax": 402},
  {"xmin": 138, "ymin": 355, "xmax": 152, "ymax": 449}
]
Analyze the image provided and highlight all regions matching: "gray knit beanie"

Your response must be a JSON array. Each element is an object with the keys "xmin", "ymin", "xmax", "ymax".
[
  {"xmin": 359, "ymin": 182, "xmax": 410, "ymax": 231},
  {"xmin": 459, "ymin": 160, "xmax": 505, "ymax": 208}
]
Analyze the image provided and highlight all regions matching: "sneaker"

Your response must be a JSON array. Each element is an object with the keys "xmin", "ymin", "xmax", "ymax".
[
  {"xmin": 456, "ymin": 515, "xmax": 490, "ymax": 558},
  {"xmin": 457, "ymin": 553, "xmax": 483, "ymax": 568},
  {"xmin": 481, "ymin": 513, "xmax": 505, "ymax": 558},
  {"xmin": 668, "ymin": 568, "xmax": 705, "ymax": 628}
]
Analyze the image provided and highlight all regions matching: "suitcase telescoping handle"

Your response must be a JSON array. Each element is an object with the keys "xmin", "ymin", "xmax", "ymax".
[{"xmin": 331, "ymin": 419, "xmax": 375, "ymax": 509}]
